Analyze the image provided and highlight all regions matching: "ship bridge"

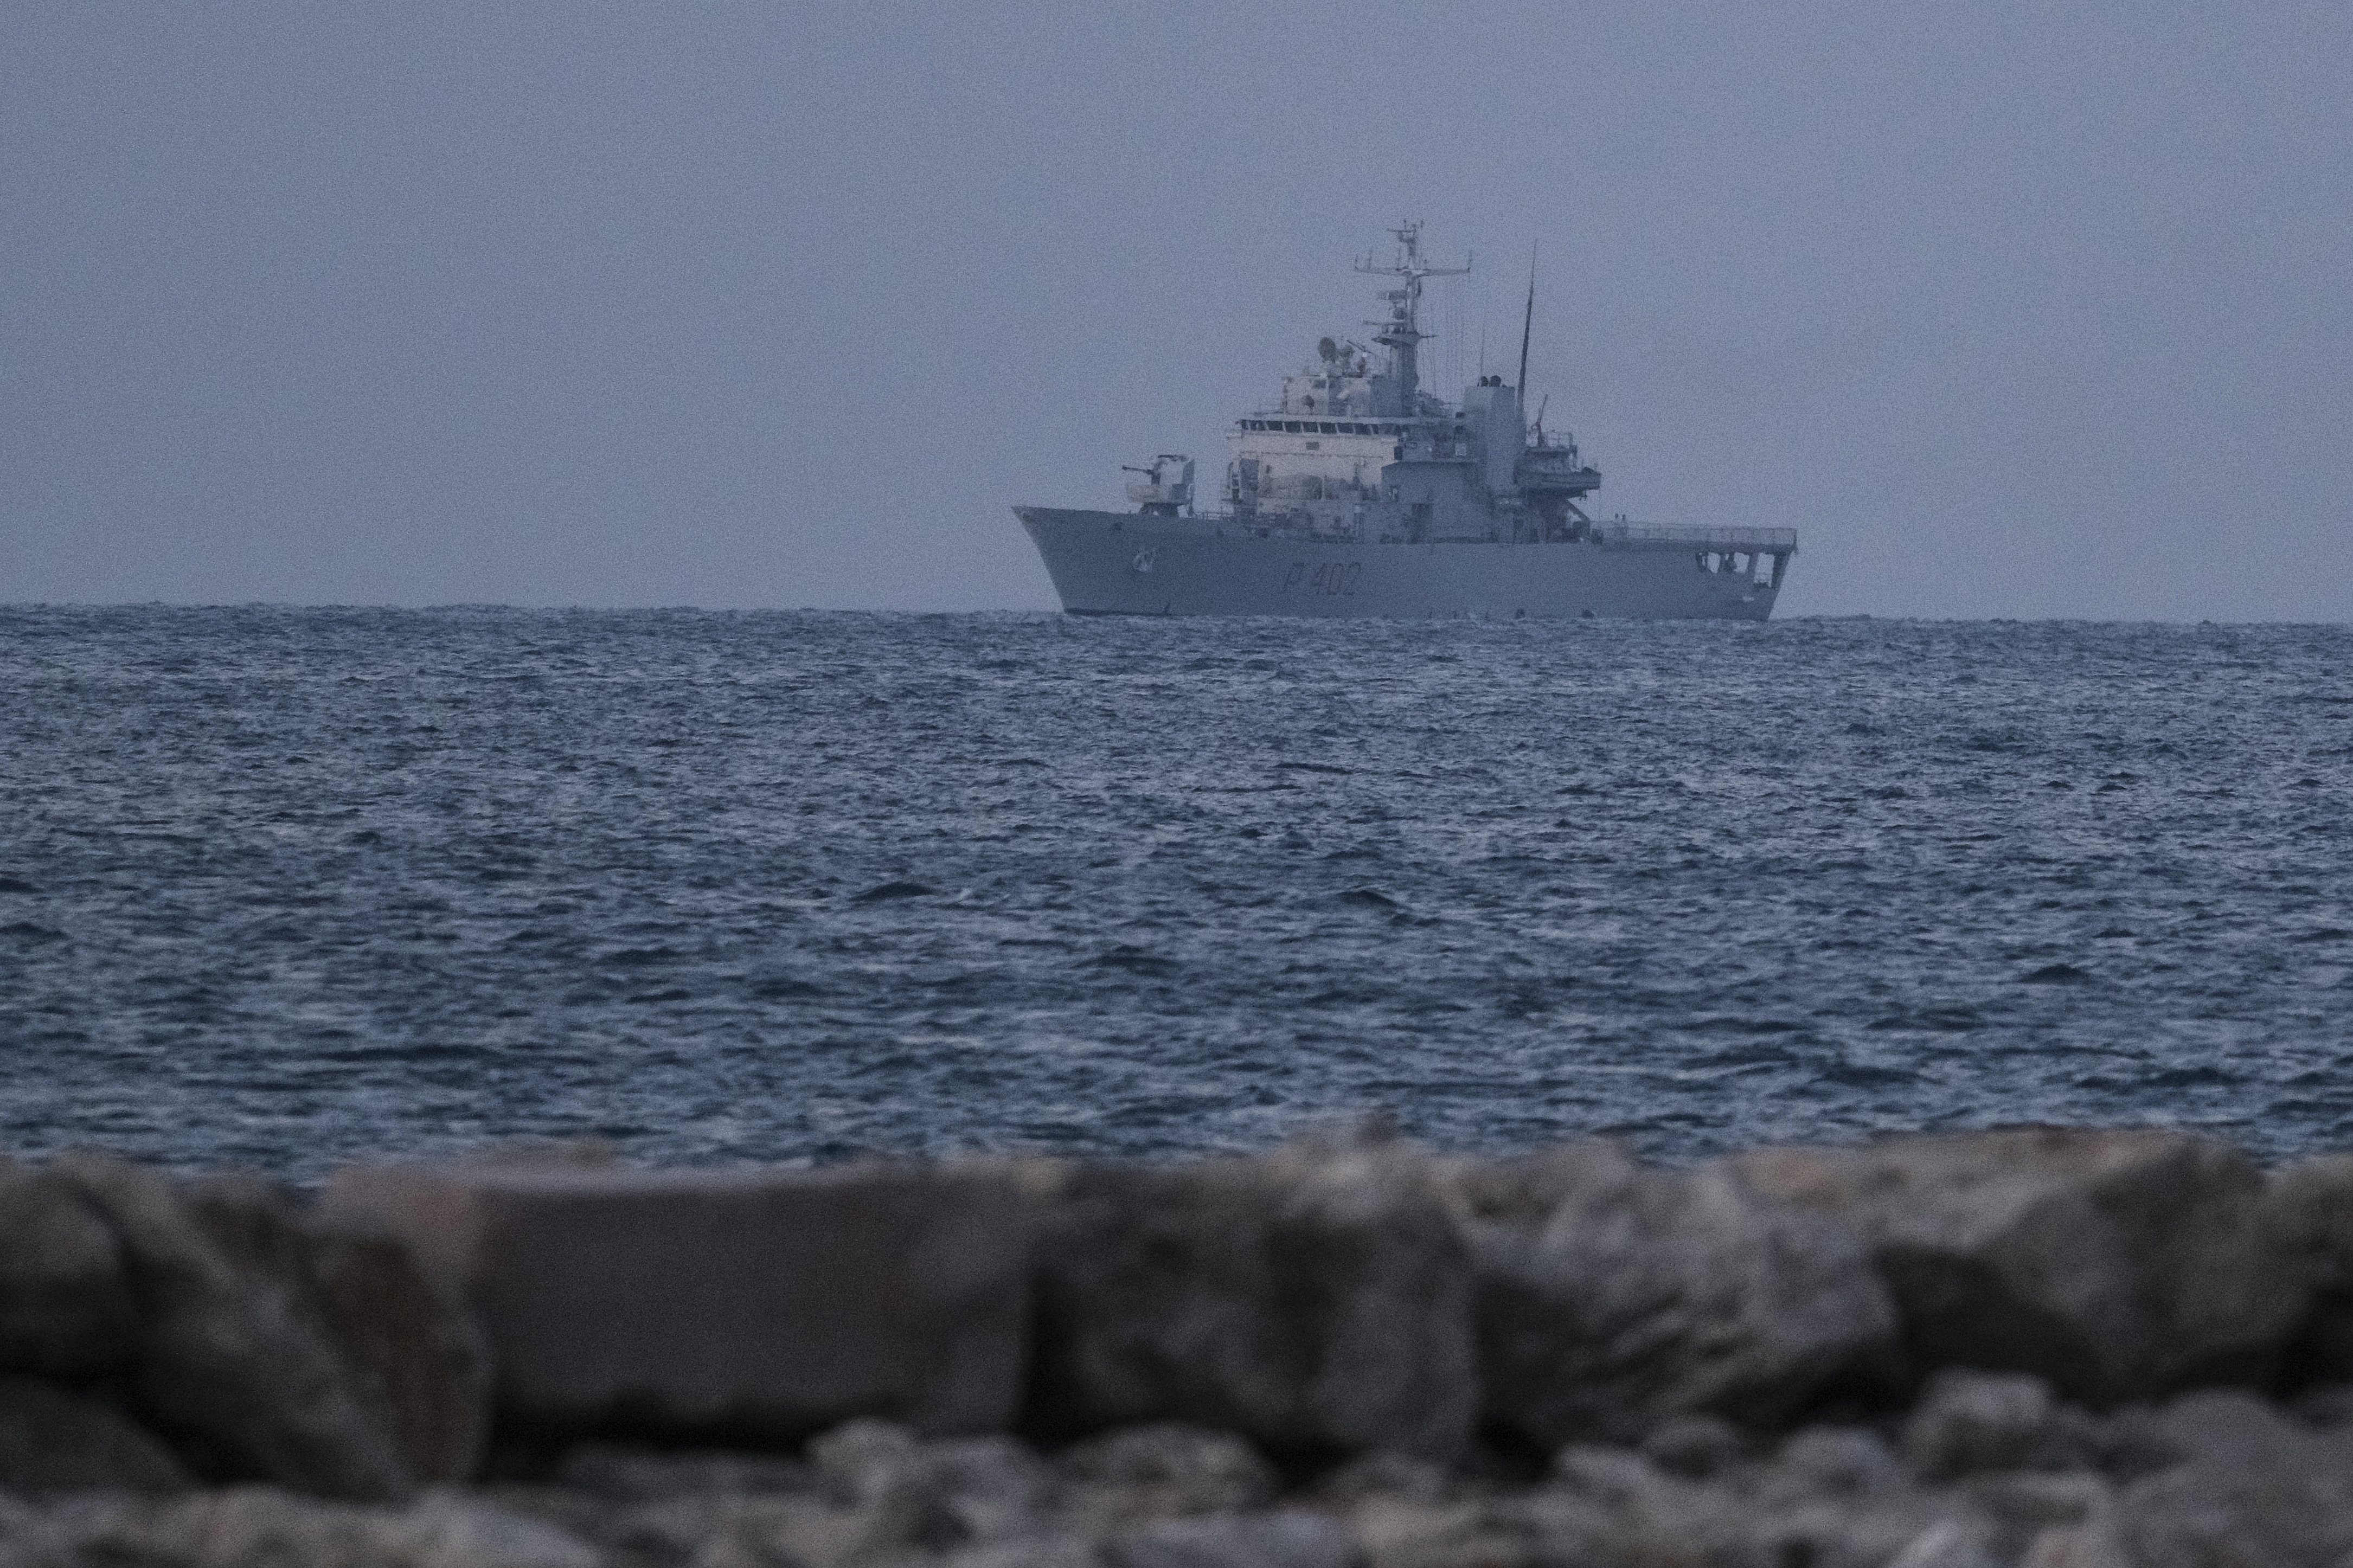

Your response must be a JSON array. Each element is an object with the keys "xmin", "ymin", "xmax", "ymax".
[{"xmin": 1212, "ymin": 224, "xmax": 1620, "ymax": 544}]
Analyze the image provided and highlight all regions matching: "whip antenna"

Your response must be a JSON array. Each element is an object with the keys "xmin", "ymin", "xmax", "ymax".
[{"xmin": 1516, "ymin": 241, "xmax": 1537, "ymax": 397}]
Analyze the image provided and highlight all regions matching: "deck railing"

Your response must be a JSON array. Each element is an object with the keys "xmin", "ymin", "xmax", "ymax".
[{"xmin": 1593, "ymin": 523, "xmax": 1798, "ymax": 551}]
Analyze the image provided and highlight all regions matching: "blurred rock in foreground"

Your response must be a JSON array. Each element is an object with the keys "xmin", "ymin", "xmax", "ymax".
[
  {"xmin": 0, "ymin": 1152, "xmax": 482, "ymax": 1501},
  {"xmin": 1024, "ymin": 1124, "xmax": 1477, "ymax": 1462},
  {"xmin": 0, "ymin": 1389, "xmax": 2349, "ymax": 1566},
  {"xmin": 0, "ymin": 1123, "xmax": 2349, "ymax": 1561},
  {"xmin": 318, "ymin": 1155, "xmax": 1037, "ymax": 1445}
]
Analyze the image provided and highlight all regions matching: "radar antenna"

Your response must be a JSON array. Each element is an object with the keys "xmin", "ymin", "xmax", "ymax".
[{"xmin": 1354, "ymin": 221, "xmax": 1469, "ymax": 408}]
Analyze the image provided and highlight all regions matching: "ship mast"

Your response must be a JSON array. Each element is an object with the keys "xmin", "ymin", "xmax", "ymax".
[{"xmin": 1356, "ymin": 222, "xmax": 1468, "ymax": 412}]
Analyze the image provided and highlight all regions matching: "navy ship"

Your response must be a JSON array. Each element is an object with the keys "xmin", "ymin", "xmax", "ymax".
[{"xmin": 1015, "ymin": 224, "xmax": 1795, "ymax": 620}]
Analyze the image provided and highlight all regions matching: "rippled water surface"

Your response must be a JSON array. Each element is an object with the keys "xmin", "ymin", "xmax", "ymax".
[{"xmin": 2, "ymin": 607, "xmax": 2349, "ymax": 1179}]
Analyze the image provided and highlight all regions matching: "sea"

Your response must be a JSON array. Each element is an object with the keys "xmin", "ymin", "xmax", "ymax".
[{"xmin": 2, "ymin": 607, "xmax": 2349, "ymax": 1181}]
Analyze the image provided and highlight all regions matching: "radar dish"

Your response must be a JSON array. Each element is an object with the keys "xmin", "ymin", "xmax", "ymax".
[{"xmin": 1317, "ymin": 337, "xmax": 1339, "ymax": 362}]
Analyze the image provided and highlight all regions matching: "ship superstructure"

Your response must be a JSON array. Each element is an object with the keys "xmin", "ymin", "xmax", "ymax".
[{"xmin": 1016, "ymin": 224, "xmax": 1796, "ymax": 620}]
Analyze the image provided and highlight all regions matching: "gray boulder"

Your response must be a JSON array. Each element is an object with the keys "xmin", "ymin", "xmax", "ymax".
[
  {"xmin": 1548, "ymin": 1436, "xmax": 1945, "ymax": 1568},
  {"xmin": 1029, "ymin": 1128, "xmax": 1477, "ymax": 1461},
  {"xmin": 2261, "ymin": 1151, "xmax": 2353, "ymax": 1381},
  {"xmin": 1901, "ymin": 1370, "xmax": 2095, "ymax": 1480},
  {"xmin": 810, "ymin": 1418, "xmax": 1059, "ymax": 1547},
  {"xmin": 1309, "ymin": 1450, "xmax": 1456, "ymax": 1506},
  {"xmin": 1958, "ymin": 1474, "xmax": 2119, "ymax": 1566},
  {"xmin": 183, "ymin": 1172, "xmax": 490, "ymax": 1485},
  {"xmin": 0, "ymin": 1158, "xmax": 138, "ymax": 1379},
  {"xmin": 54, "ymin": 1487, "xmax": 601, "ymax": 1568},
  {"xmin": 1637, "ymin": 1413, "xmax": 1748, "ymax": 1480},
  {"xmin": 1341, "ymin": 1490, "xmax": 1612, "ymax": 1568},
  {"xmin": 1887, "ymin": 1520, "xmax": 2003, "ymax": 1568},
  {"xmin": 1444, "ymin": 1140, "xmax": 1901, "ymax": 1446},
  {"xmin": 51, "ymin": 1154, "xmax": 426, "ymax": 1500},
  {"xmin": 0, "ymin": 1374, "xmax": 189, "ymax": 1495},
  {"xmin": 1734, "ymin": 1126, "xmax": 2304, "ymax": 1402},
  {"xmin": 2113, "ymin": 1389, "xmax": 2353, "ymax": 1567},
  {"xmin": 1059, "ymin": 1422, "xmax": 1280, "ymax": 1531},
  {"xmin": 302, "ymin": 1228, "xmax": 490, "ymax": 1488},
  {"xmin": 557, "ymin": 1489, "xmax": 892, "ymax": 1568},
  {"xmin": 1105, "ymin": 1511, "xmax": 1361, "ymax": 1568},
  {"xmin": 1769, "ymin": 1425, "xmax": 1907, "ymax": 1498},
  {"xmin": 2021, "ymin": 1518, "xmax": 2132, "ymax": 1568}
]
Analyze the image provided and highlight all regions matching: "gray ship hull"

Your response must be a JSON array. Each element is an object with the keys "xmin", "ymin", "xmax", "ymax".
[{"xmin": 1016, "ymin": 507, "xmax": 1788, "ymax": 621}]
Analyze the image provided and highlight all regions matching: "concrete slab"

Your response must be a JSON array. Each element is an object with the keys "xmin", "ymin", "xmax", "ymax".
[{"xmin": 318, "ymin": 1160, "xmax": 1038, "ymax": 1442}]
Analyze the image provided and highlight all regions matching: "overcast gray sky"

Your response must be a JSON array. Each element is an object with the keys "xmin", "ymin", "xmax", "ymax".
[{"xmin": 5, "ymin": 2, "xmax": 2347, "ymax": 619}]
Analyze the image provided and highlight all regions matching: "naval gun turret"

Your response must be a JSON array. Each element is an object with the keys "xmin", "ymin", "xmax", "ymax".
[{"xmin": 1123, "ymin": 454, "xmax": 1194, "ymax": 516}]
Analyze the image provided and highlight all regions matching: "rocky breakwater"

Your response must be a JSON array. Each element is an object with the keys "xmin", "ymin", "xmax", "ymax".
[{"xmin": 3, "ymin": 1124, "xmax": 2353, "ymax": 1564}]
